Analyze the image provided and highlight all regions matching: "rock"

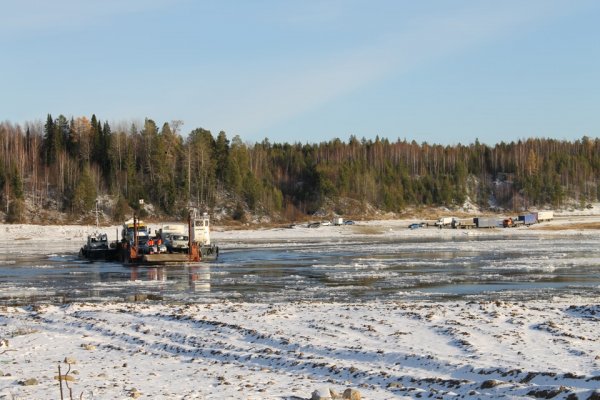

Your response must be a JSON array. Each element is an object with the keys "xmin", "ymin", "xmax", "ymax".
[
  {"xmin": 527, "ymin": 386, "xmax": 567, "ymax": 398},
  {"xmin": 64, "ymin": 357, "xmax": 77, "ymax": 364},
  {"xmin": 134, "ymin": 294, "xmax": 148, "ymax": 302},
  {"xmin": 480, "ymin": 379, "xmax": 503, "ymax": 389},
  {"xmin": 343, "ymin": 388, "xmax": 361, "ymax": 400},
  {"xmin": 55, "ymin": 374, "xmax": 76, "ymax": 382},
  {"xmin": 19, "ymin": 378, "xmax": 38, "ymax": 386},
  {"xmin": 129, "ymin": 388, "xmax": 142, "ymax": 398},
  {"xmin": 587, "ymin": 390, "xmax": 600, "ymax": 400},
  {"xmin": 81, "ymin": 344, "xmax": 96, "ymax": 351},
  {"xmin": 329, "ymin": 388, "xmax": 341, "ymax": 399},
  {"xmin": 311, "ymin": 387, "xmax": 332, "ymax": 400}
]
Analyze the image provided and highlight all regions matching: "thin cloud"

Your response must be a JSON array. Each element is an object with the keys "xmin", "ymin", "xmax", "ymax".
[
  {"xmin": 0, "ymin": 0, "xmax": 177, "ymax": 34},
  {"xmin": 206, "ymin": 1, "xmax": 590, "ymax": 138}
]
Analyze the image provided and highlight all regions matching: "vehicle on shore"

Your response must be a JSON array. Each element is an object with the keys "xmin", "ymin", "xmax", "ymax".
[
  {"xmin": 435, "ymin": 217, "xmax": 455, "ymax": 228},
  {"xmin": 451, "ymin": 218, "xmax": 476, "ymax": 229},
  {"xmin": 519, "ymin": 213, "xmax": 537, "ymax": 226},
  {"xmin": 474, "ymin": 217, "xmax": 499, "ymax": 228},
  {"xmin": 408, "ymin": 222, "xmax": 426, "ymax": 229},
  {"xmin": 535, "ymin": 211, "xmax": 554, "ymax": 222}
]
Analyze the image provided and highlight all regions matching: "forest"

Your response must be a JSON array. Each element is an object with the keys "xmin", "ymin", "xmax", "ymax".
[{"xmin": 1, "ymin": 114, "xmax": 599, "ymax": 223}]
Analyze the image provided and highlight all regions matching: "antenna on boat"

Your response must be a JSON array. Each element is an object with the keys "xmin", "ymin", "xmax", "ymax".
[{"xmin": 94, "ymin": 201, "xmax": 100, "ymax": 229}]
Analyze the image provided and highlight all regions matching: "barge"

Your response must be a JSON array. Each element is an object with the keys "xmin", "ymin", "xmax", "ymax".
[{"xmin": 80, "ymin": 211, "xmax": 218, "ymax": 265}]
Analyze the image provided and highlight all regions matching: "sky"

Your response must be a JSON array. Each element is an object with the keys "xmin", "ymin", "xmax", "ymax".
[{"xmin": 1, "ymin": 0, "xmax": 599, "ymax": 145}]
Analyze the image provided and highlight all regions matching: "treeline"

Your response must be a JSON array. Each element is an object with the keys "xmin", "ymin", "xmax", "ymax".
[{"xmin": 1, "ymin": 114, "xmax": 599, "ymax": 223}]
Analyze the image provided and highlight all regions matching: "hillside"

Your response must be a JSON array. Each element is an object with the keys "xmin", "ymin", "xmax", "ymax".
[{"xmin": 2, "ymin": 117, "xmax": 600, "ymax": 224}]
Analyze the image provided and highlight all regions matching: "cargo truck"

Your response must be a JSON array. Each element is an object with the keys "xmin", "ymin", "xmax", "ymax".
[
  {"xmin": 535, "ymin": 211, "xmax": 554, "ymax": 222},
  {"xmin": 475, "ymin": 217, "xmax": 499, "ymax": 228},
  {"xmin": 518, "ymin": 213, "xmax": 537, "ymax": 226},
  {"xmin": 503, "ymin": 217, "xmax": 523, "ymax": 228},
  {"xmin": 452, "ymin": 218, "xmax": 476, "ymax": 229},
  {"xmin": 435, "ymin": 217, "xmax": 455, "ymax": 228}
]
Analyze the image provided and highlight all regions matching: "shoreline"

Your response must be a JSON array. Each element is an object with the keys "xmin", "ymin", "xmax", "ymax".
[{"xmin": 2, "ymin": 214, "xmax": 600, "ymax": 252}]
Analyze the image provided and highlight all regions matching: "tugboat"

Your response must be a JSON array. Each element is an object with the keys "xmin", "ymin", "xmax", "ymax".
[
  {"xmin": 193, "ymin": 212, "xmax": 219, "ymax": 261},
  {"xmin": 79, "ymin": 202, "xmax": 118, "ymax": 260},
  {"xmin": 79, "ymin": 231, "xmax": 113, "ymax": 260}
]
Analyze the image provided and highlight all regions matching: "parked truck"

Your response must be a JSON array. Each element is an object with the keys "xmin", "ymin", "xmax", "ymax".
[
  {"xmin": 475, "ymin": 217, "xmax": 499, "ymax": 228},
  {"xmin": 435, "ymin": 217, "xmax": 455, "ymax": 228},
  {"xmin": 535, "ymin": 211, "xmax": 554, "ymax": 222},
  {"xmin": 333, "ymin": 217, "xmax": 344, "ymax": 226},
  {"xmin": 518, "ymin": 213, "xmax": 537, "ymax": 226},
  {"xmin": 452, "ymin": 218, "xmax": 476, "ymax": 229},
  {"xmin": 503, "ymin": 217, "xmax": 523, "ymax": 228}
]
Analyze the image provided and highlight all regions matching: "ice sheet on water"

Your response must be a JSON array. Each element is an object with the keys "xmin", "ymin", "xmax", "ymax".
[
  {"xmin": 311, "ymin": 260, "xmax": 389, "ymax": 270},
  {"xmin": 28, "ymin": 264, "xmax": 55, "ymax": 269},
  {"xmin": 0, "ymin": 286, "xmax": 55, "ymax": 298},
  {"xmin": 325, "ymin": 271, "xmax": 394, "ymax": 281},
  {"xmin": 89, "ymin": 279, "xmax": 173, "ymax": 289}
]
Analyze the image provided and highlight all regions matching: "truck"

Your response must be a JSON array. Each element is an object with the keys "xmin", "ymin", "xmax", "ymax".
[
  {"xmin": 333, "ymin": 217, "xmax": 344, "ymax": 226},
  {"xmin": 518, "ymin": 213, "xmax": 537, "ymax": 226},
  {"xmin": 159, "ymin": 224, "xmax": 189, "ymax": 253},
  {"xmin": 502, "ymin": 217, "xmax": 523, "ymax": 228},
  {"xmin": 435, "ymin": 217, "xmax": 455, "ymax": 228},
  {"xmin": 452, "ymin": 218, "xmax": 476, "ymax": 229},
  {"xmin": 535, "ymin": 211, "xmax": 554, "ymax": 222},
  {"xmin": 475, "ymin": 217, "xmax": 499, "ymax": 228}
]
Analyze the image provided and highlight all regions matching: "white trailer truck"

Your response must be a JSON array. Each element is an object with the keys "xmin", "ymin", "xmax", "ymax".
[
  {"xmin": 435, "ymin": 217, "xmax": 455, "ymax": 228},
  {"xmin": 536, "ymin": 211, "xmax": 554, "ymax": 222}
]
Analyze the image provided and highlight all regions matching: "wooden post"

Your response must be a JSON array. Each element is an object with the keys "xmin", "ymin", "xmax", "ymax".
[{"xmin": 58, "ymin": 362, "xmax": 64, "ymax": 400}]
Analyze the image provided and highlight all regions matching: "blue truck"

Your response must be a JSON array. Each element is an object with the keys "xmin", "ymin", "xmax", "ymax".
[{"xmin": 518, "ymin": 213, "xmax": 537, "ymax": 226}]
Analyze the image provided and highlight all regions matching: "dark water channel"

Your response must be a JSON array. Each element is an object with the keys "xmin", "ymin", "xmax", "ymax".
[{"xmin": 1, "ymin": 235, "xmax": 599, "ymax": 304}]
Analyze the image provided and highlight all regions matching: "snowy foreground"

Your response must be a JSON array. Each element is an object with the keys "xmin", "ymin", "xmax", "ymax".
[
  {"xmin": 1, "ymin": 216, "xmax": 600, "ymax": 399},
  {"xmin": 1, "ymin": 300, "xmax": 600, "ymax": 399}
]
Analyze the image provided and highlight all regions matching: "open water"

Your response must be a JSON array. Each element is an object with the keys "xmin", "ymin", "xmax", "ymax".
[{"xmin": 1, "ymin": 234, "xmax": 599, "ymax": 304}]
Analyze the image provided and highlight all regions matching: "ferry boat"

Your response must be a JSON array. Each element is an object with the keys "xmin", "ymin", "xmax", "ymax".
[{"xmin": 80, "ymin": 211, "xmax": 219, "ymax": 265}]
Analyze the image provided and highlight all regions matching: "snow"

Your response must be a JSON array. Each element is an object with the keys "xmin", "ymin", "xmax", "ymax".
[
  {"xmin": 1, "ymin": 300, "xmax": 599, "ymax": 399},
  {"xmin": 1, "ymin": 218, "xmax": 600, "ymax": 399}
]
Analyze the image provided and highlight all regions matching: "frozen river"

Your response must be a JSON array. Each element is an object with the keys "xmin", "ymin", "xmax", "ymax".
[{"xmin": 1, "ymin": 233, "xmax": 599, "ymax": 304}]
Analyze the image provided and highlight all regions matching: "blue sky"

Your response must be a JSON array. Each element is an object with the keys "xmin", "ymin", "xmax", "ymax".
[{"xmin": 1, "ymin": 0, "xmax": 599, "ymax": 145}]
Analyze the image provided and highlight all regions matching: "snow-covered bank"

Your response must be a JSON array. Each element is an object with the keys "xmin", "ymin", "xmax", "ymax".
[
  {"xmin": 2, "ymin": 214, "xmax": 600, "ymax": 254},
  {"xmin": 1, "ymin": 300, "xmax": 599, "ymax": 399}
]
